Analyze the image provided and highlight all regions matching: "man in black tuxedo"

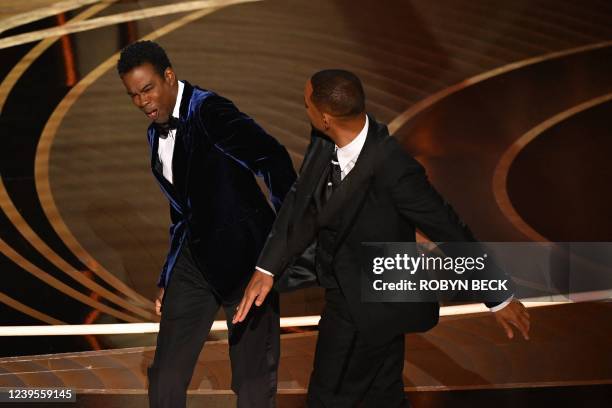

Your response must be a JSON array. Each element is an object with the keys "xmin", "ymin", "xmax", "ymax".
[
  {"xmin": 234, "ymin": 69, "xmax": 530, "ymax": 407},
  {"xmin": 117, "ymin": 41, "xmax": 296, "ymax": 408}
]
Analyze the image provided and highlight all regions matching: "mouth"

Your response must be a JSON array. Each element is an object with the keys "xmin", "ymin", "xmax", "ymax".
[{"xmin": 145, "ymin": 109, "xmax": 159, "ymax": 120}]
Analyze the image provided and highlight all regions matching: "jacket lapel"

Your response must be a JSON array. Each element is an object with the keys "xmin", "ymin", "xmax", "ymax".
[
  {"xmin": 170, "ymin": 81, "xmax": 195, "ymax": 202},
  {"xmin": 149, "ymin": 81, "xmax": 196, "ymax": 211},
  {"xmin": 279, "ymin": 116, "xmax": 387, "ymax": 290},
  {"xmin": 150, "ymin": 126, "xmax": 182, "ymax": 212},
  {"xmin": 317, "ymin": 115, "xmax": 386, "ymax": 240}
]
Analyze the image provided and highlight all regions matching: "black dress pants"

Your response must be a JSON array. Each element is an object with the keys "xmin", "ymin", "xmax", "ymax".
[
  {"xmin": 147, "ymin": 244, "xmax": 280, "ymax": 408},
  {"xmin": 306, "ymin": 288, "xmax": 409, "ymax": 408}
]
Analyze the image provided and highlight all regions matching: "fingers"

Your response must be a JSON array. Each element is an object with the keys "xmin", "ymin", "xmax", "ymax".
[
  {"xmin": 233, "ymin": 282, "xmax": 257, "ymax": 323},
  {"xmin": 511, "ymin": 302, "xmax": 530, "ymax": 340},
  {"xmin": 497, "ymin": 305, "xmax": 530, "ymax": 341},
  {"xmin": 233, "ymin": 271, "xmax": 274, "ymax": 323},
  {"xmin": 234, "ymin": 296, "xmax": 246, "ymax": 323},
  {"xmin": 254, "ymin": 284, "xmax": 271, "ymax": 307},
  {"xmin": 499, "ymin": 318, "xmax": 514, "ymax": 339},
  {"xmin": 233, "ymin": 292, "xmax": 256, "ymax": 324},
  {"xmin": 506, "ymin": 317, "xmax": 528, "ymax": 340},
  {"xmin": 517, "ymin": 309, "xmax": 530, "ymax": 340},
  {"xmin": 511, "ymin": 318, "xmax": 529, "ymax": 340},
  {"xmin": 154, "ymin": 288, "xmax": 164, "ymax": 316},
  {"xmin": 521, "ymin": 312, "xmax": 530, "ymax": 330},
  {"xmin": 155, "ymin": 299, "xmax": 162, "ymax": 316}
]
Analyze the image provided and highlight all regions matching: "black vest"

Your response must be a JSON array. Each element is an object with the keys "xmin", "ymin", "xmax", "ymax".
[{"xmin": 313, "ymin": 165, "xmax": 341, "ymax": 288}]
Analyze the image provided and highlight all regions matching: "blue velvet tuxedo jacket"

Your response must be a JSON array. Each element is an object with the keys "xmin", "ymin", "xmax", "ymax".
[{"xmin": 146, "ymin": 81, "xmax": 296, "ymax": 300}]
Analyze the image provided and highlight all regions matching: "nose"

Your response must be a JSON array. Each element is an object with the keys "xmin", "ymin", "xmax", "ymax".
[{"xmin": 135, "ymin": 94, "xmax": 149, "ymax": 110}]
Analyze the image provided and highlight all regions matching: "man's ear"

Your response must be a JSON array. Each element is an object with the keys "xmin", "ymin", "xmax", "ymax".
[
  {"xmin": 164, "ymin": 67, "xmax": 176, "ymax": 86},
  {"xmin": 321, "ymin": 112, "xmax": 331, "ymax": 131}
]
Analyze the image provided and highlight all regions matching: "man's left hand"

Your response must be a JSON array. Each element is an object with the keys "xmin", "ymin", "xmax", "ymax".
[{"xmin": 494, "ymin": 299, "xmax": 530, "ymax": 340}]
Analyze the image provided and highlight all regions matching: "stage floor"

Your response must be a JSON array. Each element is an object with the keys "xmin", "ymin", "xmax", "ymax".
[{"xmin": 1, "ymin": 302, "xmax": 610, "ymax": 406}]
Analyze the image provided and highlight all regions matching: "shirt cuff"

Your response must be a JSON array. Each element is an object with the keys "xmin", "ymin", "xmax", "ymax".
[
  {"xmin": 488, "ymin": 295, "xmax": 514, "ymax": 312},
  {"xmin": 255, "ymin": 266, "xmax": 274, "ymax": 277}
]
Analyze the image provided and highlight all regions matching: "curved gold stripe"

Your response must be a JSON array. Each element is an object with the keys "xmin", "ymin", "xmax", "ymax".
[
  {"xmin": 385, "ymin": 41, "xmax": 612, "ymax": 243},
  {"xmin": 492, "ymin": 92, "xmax": 612, "ymax": 241},
  {"xmin": 34, "ymin": 3, "xmax": 260, "ymax": 318},
  {"xmin": 0, "ymin": 0, "xmax": 262, "ymax": 50},
  {"xmin": 0, "ymin": 291, "xmax": 66, "ymax": 325},
  {"xmin": 0, "ymin": 178, "xmax": 156, "ymax": 320},
  {"xmin": 0, "ymin": 0, "xmax": 104, "ymax": 35},
  {"xmin": 0, "ymin": 1, "xmax": 157, "ymax": 320},
  {"xmin": 0, "ymin": 238, "xmax": 140, "ymax": 322},
  {"xmin": 0, "ymin": 2, "xmax": 113, "ymax": 113},
  {"xmin": 387, "ymin": 40, "xmax": 612, "ymax": 135}
]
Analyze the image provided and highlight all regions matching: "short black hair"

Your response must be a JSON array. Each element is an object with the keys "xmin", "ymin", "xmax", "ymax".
[
  {"xmin": 116, "ymin": 40, "xmax": 172, "ymax": 77},
  {"xmin": 310, "ymin": 69, "xmax": 365, "ymax": 117}
]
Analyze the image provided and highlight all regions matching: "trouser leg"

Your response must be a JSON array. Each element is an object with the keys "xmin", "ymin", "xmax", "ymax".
[
  {"xmin": 359, "ymin": 335, "xmax": 409, "ymax": 408},
  {"xmin": 307, "ymin": 289, "xmax": 408, "ymax": 408},
  {"xmin": 223, "ymin": 289, "xmax": 280, "ymax": 408},
  {"xmin": 148, "ymin": 245, "xmax": 220, "ymax": 408}
]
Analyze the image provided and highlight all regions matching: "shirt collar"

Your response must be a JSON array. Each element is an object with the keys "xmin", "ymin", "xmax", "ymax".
[
  {"xmin": 172, "ymin": 80, "xmax": 184, "ymax": 119},
  {"xmin": 336, "ymin": 114, "xmax": 369, "ymax": 171}
]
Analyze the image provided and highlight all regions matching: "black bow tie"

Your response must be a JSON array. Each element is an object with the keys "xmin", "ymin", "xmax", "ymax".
[{"xmin": 156, "ymin": 116, "xmax": 180, "ymax": 139}]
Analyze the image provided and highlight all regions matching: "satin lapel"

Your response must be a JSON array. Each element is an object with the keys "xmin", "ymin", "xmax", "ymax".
[
  {"xmin": 150, "ymin": 127, "xmax": 179, "ymax": 206},
  {"xmin": 171, "ymin": 125, "xmax": 187, "ymax": 200},
  {"xmin": 170, "ymin": 81, "xmax": 195, "ymax": 203},
  {"xmin": 317, "ymin": 116, "xmax": 384, "ymax": 234}
]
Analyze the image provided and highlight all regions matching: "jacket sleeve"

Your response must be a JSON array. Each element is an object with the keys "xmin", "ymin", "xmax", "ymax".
[
  {"xmin": 386, "ymin": 140, "xmax": 512, "ymax": 307},
  {"xmin": 197, "ymin": 93, "xmax": 297, "ymax": 212},
  {"xmin": 256, "ymin": 131, "xmax": 320, "ymax": 276},
  {"xmin": 255, "ymin": 180, "xmax": 298, "ymax": 275},
  {"xmin": 386, "ymin": 146, "xmax": 477, "ymax": 243}
]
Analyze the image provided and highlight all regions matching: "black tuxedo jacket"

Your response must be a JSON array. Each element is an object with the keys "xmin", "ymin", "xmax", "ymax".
[
  {"xmin": 147, "ymin": 81, "xmax": 296, "ymax": 300},
  {"xmin": 257, "ymin": 115, "xmax": 499, "ymax": 344}
]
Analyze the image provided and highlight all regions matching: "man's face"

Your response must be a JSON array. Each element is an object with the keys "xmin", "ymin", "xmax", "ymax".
[
  {"xmin": 121, "ymin": 62, "xmax": 176, "ymax": 124},
  {"xmin": 304, "ymin": 80, "xmax": 327, "ymax": 133}
]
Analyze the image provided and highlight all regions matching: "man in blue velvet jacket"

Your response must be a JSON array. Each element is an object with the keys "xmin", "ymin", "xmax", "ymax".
[{"xmin": 117, "ymin": 41, "xmax": 296, "ymax": 408}]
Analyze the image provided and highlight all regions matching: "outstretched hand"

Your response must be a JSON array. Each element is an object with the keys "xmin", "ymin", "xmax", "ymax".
[
  {"xmin": 493, "ymin": 299, "xmax": 530, "ymax": 340},
  {"xmin": 233, "ymin": 270, "xmax": 274, "ymax": 323}
]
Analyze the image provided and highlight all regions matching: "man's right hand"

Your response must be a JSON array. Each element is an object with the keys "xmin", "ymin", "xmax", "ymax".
[
  {"xmin": 232, "ymin": 270, "xmax": 274, "ymax": 323},
  {"xmin": 155, "ymin": 287, "xmax": 165, "ymax": 316}
]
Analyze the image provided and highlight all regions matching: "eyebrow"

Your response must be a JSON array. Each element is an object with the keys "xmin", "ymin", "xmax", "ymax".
[{"xmin": 127, "ymin": 82, "xmax": 153, "ymax": 96}]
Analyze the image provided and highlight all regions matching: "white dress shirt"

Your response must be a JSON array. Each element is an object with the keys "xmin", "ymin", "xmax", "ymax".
[
  {"xmin": 335, "ymin": 115, "xmax": 368, "ymax": 180},
  {"xmin": 157, "ymin": 80, "xmax": 184, "ymax": 184}
]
